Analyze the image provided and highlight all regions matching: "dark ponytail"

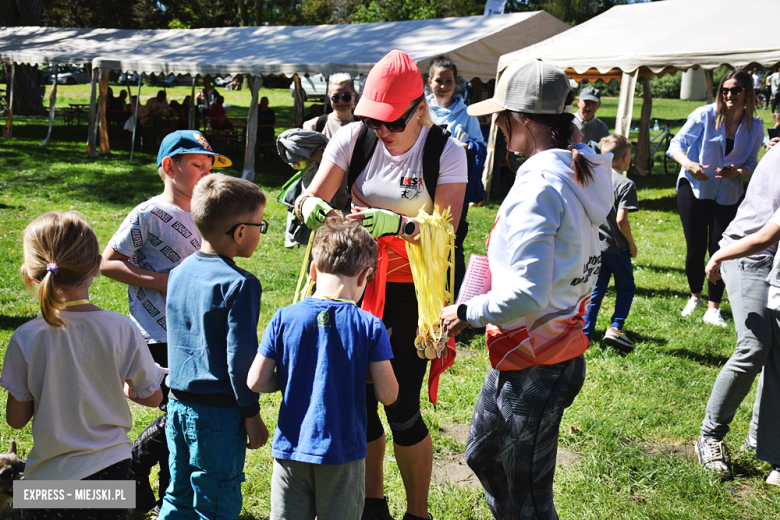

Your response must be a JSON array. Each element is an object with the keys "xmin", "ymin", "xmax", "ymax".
[{"xmin": 521, "ymin": 91, "xmax": 595, "ymax": 186}]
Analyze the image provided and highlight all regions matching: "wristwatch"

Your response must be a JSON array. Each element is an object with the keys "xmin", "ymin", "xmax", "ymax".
[
  {"xmin": 457, "ymin": 304, "xmax": 468, "ymax": 323},
  {"xmin": 401, "ymin": 220, "xmax": 416, "ymax": 236}
]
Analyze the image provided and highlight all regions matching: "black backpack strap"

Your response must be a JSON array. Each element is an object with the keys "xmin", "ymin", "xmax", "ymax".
[
  {"xmin": 345, "ymin": 122, "xmax": 378, "ymax": 204},
  {"xmin": 422, "ymin": 124, "xmax": 450, "ymax": 203},
  {"xmin": 315, "ymin": 113, "xmax": 328, "ymax": 133}
]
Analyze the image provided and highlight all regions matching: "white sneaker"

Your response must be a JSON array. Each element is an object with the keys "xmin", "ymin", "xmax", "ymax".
[
  {"xmin": 681, "ymin": 296, "xmax": 703, "ymax": 317},
  {"xmin": 703, "ymin": 308, "xmax": 728, "ymax": 328},
  {"xmin": 768, "ymin": 466, "xmax": 780, "ymax": 486},
  {"xmin": 695, "ymin": 435, "xmax": 732, "ymax": 478}
]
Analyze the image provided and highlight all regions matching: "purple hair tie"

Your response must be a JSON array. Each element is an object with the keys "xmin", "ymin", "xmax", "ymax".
[{"xmin": 46, "ymin": 262, "xmax": 58, "ymax": 275}]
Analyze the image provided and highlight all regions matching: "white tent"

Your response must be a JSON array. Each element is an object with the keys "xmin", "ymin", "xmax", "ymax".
[
  {"xmin": 0, "ymin": 12, "xmax": 571, "ymax": 178},
  {"xmin": 486, "ymin": 0, "xmax": 780, "ymax": 184}
]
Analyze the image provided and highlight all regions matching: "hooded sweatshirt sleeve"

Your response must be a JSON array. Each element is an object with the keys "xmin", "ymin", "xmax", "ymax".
[{"xmin": 466, "ymin": 179, "xmax": 564, "ymax": 327}]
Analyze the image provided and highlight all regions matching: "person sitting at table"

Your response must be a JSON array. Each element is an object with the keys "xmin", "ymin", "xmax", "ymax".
[
  {"xmin": 256, "ymin": 96, "xmax": 276, "ymax": 158},
  {"xmin": 210, "ymin": 95, "xmax": 233, "ymax": 131},
  {"xmin": 145, "ymin": 91, "xmax": 171, "ymax": 119}
]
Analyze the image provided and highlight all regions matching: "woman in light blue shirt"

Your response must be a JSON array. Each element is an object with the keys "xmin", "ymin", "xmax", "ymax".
[{"xmin": 669, "ymin": 69, "xmax": 764, "ymax": 327}]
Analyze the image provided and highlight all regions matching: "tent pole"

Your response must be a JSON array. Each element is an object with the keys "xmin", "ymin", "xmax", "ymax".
[
  {"xmin": 615, "ymin": 70, "xmax": 638, "ymax": 143},
  {"xmin": 189, "ymin": 82, "xmax": 195, "ymax": 130},
  {"xmin": 482, "ymin": 113, "xmax": 499, "ymax": 203},
  {"xmin": 130, "ymin": 78, "xmax": 141, "ymax": 162},
  {"xmin": 293, "ymin": 73, "xmax": 305, "ymax": 128},
  {"xmin": 634, "ymin": 76, "xmax": 652, "ymax": 177},
  {"xmin": 3, "ymin": 62, "xmax": 14, "ymax": 140},
  {"xmin": 98, "ymin": 68, "xmax": 111, "ymax": 154},
  {"xmin": 204, "ymin": 75, "xmax": 212, "ymax": 125},
  {"xmin": 705, "ymin": 69, "xmax": 714, "ymax": 104},
  {"xmin": 242, "ymin": 73, "xmax": 261, "ymax": 181},
  {"xmin": 87, "ymin": 67, "xmax": 99, "ymax": 156},
  {"xmin": 40, "ymin": 64, "xmax": 58, "ymax": 147}
]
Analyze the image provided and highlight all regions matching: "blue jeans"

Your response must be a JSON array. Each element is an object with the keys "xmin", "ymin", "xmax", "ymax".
[
  {"xmin": 159, "ymin": 400, "xmax": 247, "ymax": 520},
  {"xmin": 584, "ymin": 251, "xmax": 636, "ymax": 339}
]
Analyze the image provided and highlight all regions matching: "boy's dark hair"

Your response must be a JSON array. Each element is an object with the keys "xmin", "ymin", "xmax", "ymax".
[
  {"xmin": 191, "ymin": 174, "xmax": 266, "ymax": 237},
  {"xmin": 312, "ymin": 216, "xmax": 378, "ymax": 280}
]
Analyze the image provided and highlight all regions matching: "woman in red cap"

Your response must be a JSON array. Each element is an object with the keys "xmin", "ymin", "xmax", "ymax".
[{"xmin": 295, "ymin": 49, "xmax": 467, "ymax": 520}]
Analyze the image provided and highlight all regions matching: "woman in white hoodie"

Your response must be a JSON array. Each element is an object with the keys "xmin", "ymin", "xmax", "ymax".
[{"xmin": 441, "ymin": 61, "xmax": 612, "ymax": 519}]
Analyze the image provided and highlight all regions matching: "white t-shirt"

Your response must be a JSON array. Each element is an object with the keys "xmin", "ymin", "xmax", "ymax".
[
  {"xmin": 0, "ymin": 311, "xmax": 165, "ymax": 480},
  {"xmin": 108, "ymin": 195, "xmax": 201, "ymax": 343},
  {"xmin": 323, "ymin": 124, "xmax": 467, "ymax": 217},
  {"xmin": 753, "ymin": 73, "xmax": 762, "ymax": 90},
  {"xmin": 769, "ymin": 73, "xmax": 780, "ymax": 96}
]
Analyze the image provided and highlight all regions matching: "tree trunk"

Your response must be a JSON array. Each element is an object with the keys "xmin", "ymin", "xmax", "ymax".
[
  {"xmin": 0, "ymin": 0, "xmax": 45, "ymax": 116},
  {"xmin": 254, "ymin": 0, "xmax": 264, "ymax": 25},
  {"xmin": 238, "ymin": 0, "xmax": 248, "ymax": 26}
]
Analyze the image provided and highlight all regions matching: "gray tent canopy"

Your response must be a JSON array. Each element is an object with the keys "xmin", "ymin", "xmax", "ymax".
[{"xmin": 0, "ymin": 12, "xmax": 571, "ymax": 178}]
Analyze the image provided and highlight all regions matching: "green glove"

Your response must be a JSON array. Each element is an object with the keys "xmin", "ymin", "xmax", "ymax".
[
  {"xmin": 300, "ymin": 196, "xmax": 333, "ymax": 230},
  {"xmin": 362, "ymin": 208, "xmax": 402, "ymax": 238}
]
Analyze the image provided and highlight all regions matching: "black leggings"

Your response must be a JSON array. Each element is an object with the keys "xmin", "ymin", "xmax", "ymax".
[
  {"xmin": 366, "ymin": 282, "xmax": 430, "ymax": 447},
  {"xmin": 677, "ymin": 178, "xmax": 740, "ymax": 303}
]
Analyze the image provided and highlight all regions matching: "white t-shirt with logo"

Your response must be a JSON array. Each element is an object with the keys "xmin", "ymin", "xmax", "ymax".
[
  {"xmin": 324, "ymin": 124, "xmax": 467, "ymax": 217},
  {"xmin": 108, "ymin": 195, "xmax": 201, "ymax": 343}
]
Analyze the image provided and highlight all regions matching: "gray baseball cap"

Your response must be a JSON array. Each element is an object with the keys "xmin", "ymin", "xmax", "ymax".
[
  {"xmin": 579, "ymin": 87, "xmax": 601, "ymax": 102},
  {"xmin": 467, "ymin": 60, "xmax": 572, "ymax": 117}
]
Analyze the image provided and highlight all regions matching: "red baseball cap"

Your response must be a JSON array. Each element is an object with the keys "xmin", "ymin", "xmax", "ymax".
[{"xmin": 355, "ymin": 50, "xmax": 423, "ymax": 122}]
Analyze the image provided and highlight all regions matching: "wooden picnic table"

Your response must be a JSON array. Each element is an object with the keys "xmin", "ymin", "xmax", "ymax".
[{"xmin": 69, "ymin": 103, "xmax": 90, "ymax": 128}]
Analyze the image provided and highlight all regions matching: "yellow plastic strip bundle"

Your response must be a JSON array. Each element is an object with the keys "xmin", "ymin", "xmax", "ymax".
[
  {"xmin": 293, "ymin": 230, "xmax": 316, "ymax": 304},
  {"xmin": 406, "ymin": 205, "xmax": 455, "ymax": 360}
]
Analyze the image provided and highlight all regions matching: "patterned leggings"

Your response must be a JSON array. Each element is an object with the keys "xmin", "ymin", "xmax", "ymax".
[{"xmin": 465, "ymin": 356, "xmax": 586, "ymax": 520}]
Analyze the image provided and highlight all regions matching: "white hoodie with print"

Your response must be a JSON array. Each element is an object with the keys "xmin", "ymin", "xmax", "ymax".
[{"xmin": 465, "ymin": 144, "xmax": 613, "ymax": 370}]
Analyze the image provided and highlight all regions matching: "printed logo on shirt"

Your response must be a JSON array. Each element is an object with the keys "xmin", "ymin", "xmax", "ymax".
[
  {"xmin": 131, "ymin": 228, "xmax": 144, "ymax": 248},
  {"xmin": 132, "ymin": 251, "xmax": 147, "ymax": 265},
  {"xmin": 148, "ymin": 233, "xmax": 162, "ymax": 247},
  {"xmin": 157, "ymin": 316, "xmax": 167, "ymax": 330},
  {"xmin": 399, "ymin": 175, "xmax": 423, "ymax": 201},
  {"xmin": 570, "ymin": 255, "xmax": 601, "ymax": 287},
  {"xmin": 150, "ymin": 207, "xmax": 173, "ymax": 223},
  {"xmin": 142, "ymin": 299, "xmax": 161, "ymax": 317},
  {"xmin": 129, "ymin": 210, "xmax": 140, "ymax": 226},
  {"xmin": 171, "ymin": 221, "xmax": 193, "ymax": 239},
  {"xmin": 160, "ymin": 245, "xmax": 181, "ymax": 263},
  {"xmin": 136, "ymin": 287, "xmax": 146, "ymax": 301},
  {"xmin": 317, "ymin": 311, "xmax": 330, "ymax": 328},
  {"xmin": 190, "ymin": 237, "xmax": 201, "ymax": 250},
  {"xmin": 142, "ymin": 262, "xmax": 157, "ymax": 272}
]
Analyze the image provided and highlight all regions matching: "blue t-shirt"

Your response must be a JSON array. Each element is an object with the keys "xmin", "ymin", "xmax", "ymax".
[
  {"xmin": 258, "ymin": 298, "xmax": 393, "ymax": 465},
  {"xmin": 166, "ymin": 252, "xmax": 261, "ymax": 418}
]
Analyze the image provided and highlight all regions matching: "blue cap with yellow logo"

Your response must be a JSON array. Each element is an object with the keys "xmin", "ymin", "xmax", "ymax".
[{"xmin": 157, "ymin": 130, "xmax": 232, "ymax": 168}]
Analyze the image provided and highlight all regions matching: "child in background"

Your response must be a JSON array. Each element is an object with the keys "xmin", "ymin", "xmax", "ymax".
[
  {"xmin": 1, "ymin": 212, "xmax": 164, "ymax": 520},
  {"xmin": 247, "ymin": 216, "xmax": 398, "ymax": 520},
  {"xmin": 583, "ymin": 134, "xmax": 639, "ymax": 351},
  {"xmin": 160, "ymin": 174, "xmax": 269, "ymax": 520},
  {"xmin": 101, "ymin": 130, "xmax": 233, "ymax": 515}
]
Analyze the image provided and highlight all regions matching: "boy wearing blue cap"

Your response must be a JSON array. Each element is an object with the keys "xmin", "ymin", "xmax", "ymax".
[{"xmin": 101, "ymin": 130, "xmax": 232, "ymax": 515}]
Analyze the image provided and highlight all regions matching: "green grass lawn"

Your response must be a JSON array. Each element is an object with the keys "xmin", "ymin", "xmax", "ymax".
[{"xmin": 0, "ymin": 86, "xmax": 778, "ymax": 519}]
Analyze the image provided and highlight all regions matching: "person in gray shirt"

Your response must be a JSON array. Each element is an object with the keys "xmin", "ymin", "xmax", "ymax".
[{"xmin": 574, "ymin": 87, "xmax": 610, "ymax": 147}]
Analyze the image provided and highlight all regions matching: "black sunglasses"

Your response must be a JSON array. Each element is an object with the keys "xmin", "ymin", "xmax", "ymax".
[
  {"xmin": 360, "ymin": 100, "xmax": 421, "ymax": 133},
  {"xmin": 330, "ymin": 92, "xmax": 353, "ymax": 104},
  {"xmin": 721, "ymin": 86, "xmax": 744, "ymax": 97},
  {"xmin": 225, "ymin": 220, "xmax": 268, "ymax": 236}
]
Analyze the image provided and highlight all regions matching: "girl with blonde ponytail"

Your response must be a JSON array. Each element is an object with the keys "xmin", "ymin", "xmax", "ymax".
[{"xmin": 1, "ymin": 211, "xmax": 166, "ymax": 520}]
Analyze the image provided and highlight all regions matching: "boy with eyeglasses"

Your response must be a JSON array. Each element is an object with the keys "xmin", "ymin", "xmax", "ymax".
[{"xmin": 160, "ymin": 173, "xmax": 270, "ymax": 520}]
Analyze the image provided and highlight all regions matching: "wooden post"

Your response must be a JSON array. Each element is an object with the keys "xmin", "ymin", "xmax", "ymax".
[
  {"xmin": 40, "ymin": 64, "xmax": 58, "ymax": 146},
  {"xmin": 471, "ymin": 77, "xmax": 482, "ymax": 103},
  {"xmin": 293, "ymin": 73, "xmax": 305, "ymax": 128},
  {"xmin": 242, "ymin": 74, "xmax": 261, "ymax": 181},
  {"xmin": 86, "ymin": 68, "xmax": 99, "ymax": 156},
  {"xmin": 98, "ymin": 68, "xmax": 110, "ymax": 154},
  {"xmin": 129, "ymin": 79, "xmax": 141, "ymax": 162},
  {"xmin": 204, "ymin": 75, "xmax": 212, "ymax": 125},
  {"xmin": 705, "ymin": 69, "xmax": 714, "ymax": 104},
  {"xmin": 634, "ymin": 76, "xmax": 652, "ymax": 177},
  {"xmin": 189, "ymin": 82, "xmax": 196, "ymax": 130},
  {"xmin": 3, "ymin": 62, "xmax": 14, "ymax": 140}
]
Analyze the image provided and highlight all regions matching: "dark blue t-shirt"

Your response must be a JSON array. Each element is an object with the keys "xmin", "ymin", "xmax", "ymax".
[
  {"xmin": 166, "ymin": 252, "xmax": 261, "ymax": 417},
  {"xmin": 258, "ymin": 297, "xmax": 393, "ymax": 465}
]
